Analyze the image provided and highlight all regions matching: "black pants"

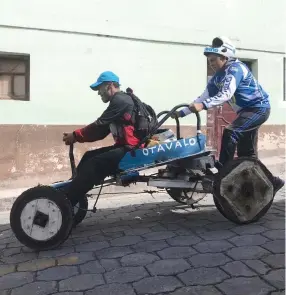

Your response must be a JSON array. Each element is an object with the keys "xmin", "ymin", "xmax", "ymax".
[
  {"xmin": 219, "ymin": 107, "xmax": 270, "ymax": 166},
  {"xmin": 67, "ymin": 145, "xmax": 128, "ymax": 206}
]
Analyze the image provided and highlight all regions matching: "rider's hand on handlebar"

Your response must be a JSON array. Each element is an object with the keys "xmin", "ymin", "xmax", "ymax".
[
  {"xmin": 188, "ymin": 103, "xmax": 204, "ymax": 113},
  {"xmin": 63, "ymin": 132, "xmax": 76, "ymax": 145}
]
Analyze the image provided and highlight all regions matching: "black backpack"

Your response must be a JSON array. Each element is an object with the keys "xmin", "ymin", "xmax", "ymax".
[{"xmin": 126, "ymin": 87, "xmax": 158, "ymax": 140}]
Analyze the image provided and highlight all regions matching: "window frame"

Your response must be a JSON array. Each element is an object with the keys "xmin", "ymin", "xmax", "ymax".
[{"xmin": 0, "ymin": 53, "xmax": 30, "ymax": 101}]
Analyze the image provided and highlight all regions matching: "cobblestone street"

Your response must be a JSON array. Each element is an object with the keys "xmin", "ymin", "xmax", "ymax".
[{"xmin": 0, "ymin": 189, "xmax": 285, "ymax": 295}]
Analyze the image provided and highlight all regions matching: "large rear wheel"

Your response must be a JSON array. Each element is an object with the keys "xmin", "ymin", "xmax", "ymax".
[{"xmin": 213, "ymin": 157, "xmax": 274, "ymax": 224}]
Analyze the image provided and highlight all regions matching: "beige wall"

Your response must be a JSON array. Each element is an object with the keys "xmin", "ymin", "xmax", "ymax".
[{"xmin": 0, "ymin": 124, "xmax": 284, "ymax": 190}]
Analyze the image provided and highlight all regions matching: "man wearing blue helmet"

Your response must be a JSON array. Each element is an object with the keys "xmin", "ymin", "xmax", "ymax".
[
  {"xmin": 62, "ymin": 71, "xmax": 142, "ymax": 208},
  {"xmin": 175, "ymin": 36, "xmax": 284, "ymax": 194}
]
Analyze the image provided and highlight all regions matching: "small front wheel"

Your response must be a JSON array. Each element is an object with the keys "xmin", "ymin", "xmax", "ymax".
[{"xmin": 10, "ymin": 185, "xmax": 73, "ymax": 251}]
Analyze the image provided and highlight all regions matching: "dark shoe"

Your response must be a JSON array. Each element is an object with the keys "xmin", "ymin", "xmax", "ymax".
[
  {"xmin": 214, "ymin": 160, "xmax": 223, "ymax": 171},
  {"xmin": 273, "ymin": 176, "xmax": 285, "ymax": 195}
]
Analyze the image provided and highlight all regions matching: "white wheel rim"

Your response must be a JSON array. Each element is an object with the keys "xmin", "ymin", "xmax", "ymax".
[{"xmin": 20, "ymin": 198, "xmax": 63, "ymax": 241}]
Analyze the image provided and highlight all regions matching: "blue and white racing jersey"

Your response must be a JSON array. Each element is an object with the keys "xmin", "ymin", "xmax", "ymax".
[{"xmin": 181, "ymin": 58, "xmax": 270, "ymax": 116}]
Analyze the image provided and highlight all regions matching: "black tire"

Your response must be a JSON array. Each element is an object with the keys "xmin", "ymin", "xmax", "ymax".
[
  {"xmin": 55, "ymin": 185, "xmax": 88, "ymax": 226},
  {"xmin": 10, "ymin": 185, "xmax": 73, "ymax": 251},
  {"xmin": 213, "ymin": 196, "xmax": 228, "ymax": 220},
  {"xmin": 213, "ymin": 157, "xmax": 274, "ymax": 225},
  {"xmin": 73, "ymin": 195, "xmax": 88, "ymax": 226},
  {"xmin": 213, "ymin": 195, "xmax": 273, "ymax": 225},
  {"xmin": 166, "ymin": 188, "xmax": 188, "ymax": 204}
]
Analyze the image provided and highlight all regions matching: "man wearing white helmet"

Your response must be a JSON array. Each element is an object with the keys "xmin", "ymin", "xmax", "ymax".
[{"xmin": 175, "ymin": 36, "xmax": 284, "ymax": 194}]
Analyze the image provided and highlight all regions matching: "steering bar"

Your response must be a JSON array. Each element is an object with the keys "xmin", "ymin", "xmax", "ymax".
[
  {"xmin": 69, "ymin": 144, "xmax": 77, "ymax": 179},
  {"xmin": 133, "ymin": 103, "xmax": 201, "ymax": 151},
  {"xmin": 157, "ymin": 110, "xmax": 181, "ymax": 139},
  {"xmin": 156, "ymin": 104, "xmax": 201, "ymax": 134}
]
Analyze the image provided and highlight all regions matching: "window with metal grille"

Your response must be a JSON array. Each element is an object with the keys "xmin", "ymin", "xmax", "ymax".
[{"xmin": 0, "ymin": 54, "xmax": 30, "ymax": 101}]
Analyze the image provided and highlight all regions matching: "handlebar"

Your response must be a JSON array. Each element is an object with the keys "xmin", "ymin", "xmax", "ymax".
[
  {"xmin": 69, "ymin": 144, "xmax": 77, "ymax": 179},
  {"xmin": 133, "ymin": 103, "xmax": 201, "ymax": 151},
  {"xmin": 157, "ymin": 110, "xmax": 181, "ymax": 139},
  {"xmin": 156, "ymin": 104, "xmax": 201, "ymax": 133}
]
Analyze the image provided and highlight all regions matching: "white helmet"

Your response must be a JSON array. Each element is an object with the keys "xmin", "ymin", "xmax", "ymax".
[{"xmin": 204, "ymin": 36, "xmax": 236, "ymax": 59}]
